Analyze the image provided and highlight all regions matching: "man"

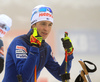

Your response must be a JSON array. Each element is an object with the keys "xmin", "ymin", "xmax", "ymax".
[
  {"xmin": 3, "ymin": 5, "xmax": 74, "ymax": 82},
  {"xmin": 0, "ymin": 14, "xmax": 12, "ymax": 73}
]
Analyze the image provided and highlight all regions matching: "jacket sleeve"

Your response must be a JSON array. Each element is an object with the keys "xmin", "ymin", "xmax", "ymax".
[
  {"xmin": 9, "ymin": 39, "xmax": 39, "ymax": 80},
  {"xmin": 45, "ymin": 47, "xmax": 74, "ymax": 81}
]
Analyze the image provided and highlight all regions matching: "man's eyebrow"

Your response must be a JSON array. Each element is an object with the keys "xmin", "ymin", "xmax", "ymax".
[{"xmin": 49, "ymin": 23, "xmax": 53, "ymax": 25}]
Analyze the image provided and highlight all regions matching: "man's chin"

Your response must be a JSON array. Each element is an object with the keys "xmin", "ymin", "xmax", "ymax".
[{"xmin": 42, "ymin": 37, "xmax": 47, "ymax": 40}]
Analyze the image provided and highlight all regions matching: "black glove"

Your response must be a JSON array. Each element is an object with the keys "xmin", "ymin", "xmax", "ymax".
[{"xmin": 61, "ymin": 32, "xmax": 74, "ymax": 55}]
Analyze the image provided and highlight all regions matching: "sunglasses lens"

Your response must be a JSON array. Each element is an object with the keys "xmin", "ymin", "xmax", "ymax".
[
  {"xmin": 5, "ymin": 26, "xmax": 10, "ymax": 31},
  {"xmin": 39, "ymin": 7, "xmax": 53, "ymax": 14},
  {"xmin": 39, "ymin": 7, "xmax": 46, "ymax": 12}
]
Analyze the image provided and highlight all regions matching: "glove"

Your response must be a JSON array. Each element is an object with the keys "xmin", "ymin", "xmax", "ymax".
[
  {"xmin": 30, "ymin": 27, "xmax": 42, "ymax": 47},
  {"xmin": 61, "ymin": 32, "xmax": 74, "ymax": 55}
]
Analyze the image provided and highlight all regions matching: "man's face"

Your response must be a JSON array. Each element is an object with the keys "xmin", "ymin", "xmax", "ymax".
[{"xmin": 32, "ymin": 21, "xmax": 53, "ymax": 40}]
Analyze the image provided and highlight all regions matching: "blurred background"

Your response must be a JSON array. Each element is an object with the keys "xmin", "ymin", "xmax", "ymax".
[{"xmin": 0, "ymin": 0, "xmax": 100, "ymax": 82}]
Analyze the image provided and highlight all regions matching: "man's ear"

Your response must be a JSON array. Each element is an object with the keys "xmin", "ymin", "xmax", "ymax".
[{"xmin": 31, "ymin": 24, "xmax": 36, "ymax": 28}]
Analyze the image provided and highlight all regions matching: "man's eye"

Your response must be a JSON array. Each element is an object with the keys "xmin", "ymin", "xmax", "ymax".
[{"xmin": 49, "ymin": 24, "xmax": 53, "ymax": 26}]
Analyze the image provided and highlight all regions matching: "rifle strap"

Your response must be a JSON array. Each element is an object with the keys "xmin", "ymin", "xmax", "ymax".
[{"xmin": 84, "ymin": 60, "xmax": 97, "ymax": 73}]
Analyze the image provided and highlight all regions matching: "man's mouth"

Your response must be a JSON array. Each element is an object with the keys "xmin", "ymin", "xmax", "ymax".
[{"xmin": 42, "ymin": 32, "xmax": 48, "ymax": 35}]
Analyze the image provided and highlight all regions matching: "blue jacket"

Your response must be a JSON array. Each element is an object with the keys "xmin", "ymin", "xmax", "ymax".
[{"xmin": 3, "ymin": 29, "xmax": 74, "ymax": 82}]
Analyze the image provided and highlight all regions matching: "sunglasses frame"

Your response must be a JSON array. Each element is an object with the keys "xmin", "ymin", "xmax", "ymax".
[{"xmin": 0, "ymin": 23, "xmax": 10, "ymax": 31}]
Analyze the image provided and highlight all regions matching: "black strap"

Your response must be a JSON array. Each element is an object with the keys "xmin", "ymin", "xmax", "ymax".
[
  {"xmin": 75, "ymin": 74, "xmax": 83, "ymax": 82},
  {"xmin": 61, "ymin": 73, "xmax": 70, "ymax": 81},
  {"xmin": 84, "ymin": 60, "xmax": 97, "ymax": 73}
]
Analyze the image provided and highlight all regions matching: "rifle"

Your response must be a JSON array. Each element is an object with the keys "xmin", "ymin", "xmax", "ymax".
[{"xmin": 75, "ymin": 59, "xmax": 97, "ymax": 82}]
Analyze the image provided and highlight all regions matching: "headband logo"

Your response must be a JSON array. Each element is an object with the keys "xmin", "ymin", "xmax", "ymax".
[
  {"xmin": 39, "ymin": 13, "xmax": 53, "ymax": 18},
  {"xmin": 0, "ymin": 28, "xmax": 6, "ymax": 35}
]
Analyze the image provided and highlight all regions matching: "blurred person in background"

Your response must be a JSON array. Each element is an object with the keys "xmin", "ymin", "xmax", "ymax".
[
  {"xmin": 3, "ymin": 5, "xmax": 74, "ymax": 82},
  {"xmin": 0, "ymin": 14, "xmax": 12, "ymax": 74}
]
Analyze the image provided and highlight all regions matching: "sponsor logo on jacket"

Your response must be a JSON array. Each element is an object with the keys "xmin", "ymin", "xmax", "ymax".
[{"xmin": 16, "ymin": 45, "xmax": 27, "ymax": 58}]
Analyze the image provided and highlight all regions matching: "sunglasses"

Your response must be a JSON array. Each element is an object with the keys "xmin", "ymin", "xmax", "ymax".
[
  {"xmin": 0, "ymin": 23, "xmax": 10, "ymax": 31},
  {"xmin": 31, "ymin": 7, "xmax": 53, "ymax": 20},
  {"xmin": 38, "ymin": 7, "xmax": 53, "ymax": 14}
]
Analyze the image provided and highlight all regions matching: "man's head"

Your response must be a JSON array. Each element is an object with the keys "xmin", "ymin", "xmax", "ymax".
[
  {"xmin": 31, "ymin": 5, "xmax": 53, "ymax": 40},
  {"xmin": 0, "ymin": 14, "xmax": 12, "ymax": 37},
  {"xmin": 31, "ymin": 5, "xmax": 53, "ymax": 26}
]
